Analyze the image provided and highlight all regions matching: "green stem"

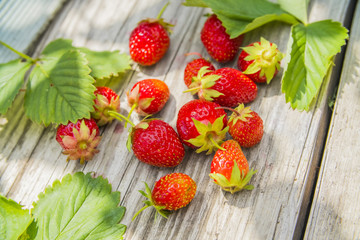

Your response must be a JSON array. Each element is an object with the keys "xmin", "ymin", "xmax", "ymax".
[
  {"xmin": 209, "ymin": 136, "xmax": 226, "ymax": 151},
  {"xmin": 156, "ymin": 1, "xmax": 170, "ymax": 19},
  {"xmin": 125, "ymin": 103, "xmax": 137, "ymax": 128},
  {"xmin": 0, "ymin": 41, "xmax": 35, "ymax": 62},
  {"xmin": 183, "ymin": 86, "xmax": 200, "ymax": 94},
  {"xmin": 108, "ymin": 111, "xmax": 135, "ymax": 128},
  {"xmin": 132, "ymin": 205, "xmax": 150, "ymax": 221}
]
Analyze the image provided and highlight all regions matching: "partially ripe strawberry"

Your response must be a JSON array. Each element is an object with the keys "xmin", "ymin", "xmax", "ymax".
[
  {"xmin": 201, "ymin": 14, "xmax": 243, "ymax": 63},
  {"xmin": 176, "ymin": 99, "xmax": 228, "ymax": 154},
  {"xmin": 210, "ymin": 140, "xmax": 256, "ymax": 193},
  {"xmin": 56, "ymin": 118, "xmax": 101, "ymax": 164},
  {"xmin": 133, "ymin": 173, "xmax": 197, "ymax": 219},
  {"xmin": 238, "ymin": 37, "xmax": 284, "ymax": 83},
  {"xmin": 227, "ymin": 104, "xmax": 264, "ymax": 148},
  {"xmin": 129, "ymin": 119, "xmax": 185, "ymax": 167},
  {"xmin": 184, "ymin": 52, "xmax": 215, "ymax": 88},
  {"xmin": 91, "ymin": 86, "xmax": 120, "ymax": 126},
  {"xmin": 185, "ymin": 67, "xmax": 257, "ymax": 107},
  {"xmin": 129, "ymin": 3, "xmax": 173, "ymax": 66},
  {"xmin": 127, "ymin": 79, "xmax": 170, "ymax": 116}
]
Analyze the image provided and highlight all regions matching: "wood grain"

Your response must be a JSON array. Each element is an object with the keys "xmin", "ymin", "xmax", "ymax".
[
  {"xmin": 0, "ymin": 0, "xmax": 68, "ymax": 62},
  {"xmin": 304, "ymin": 1, "xmax": 360, "ymax": 239},
  {"xmin": 0, "ymin": 0, "xmax": 356, "ymax": 239}
]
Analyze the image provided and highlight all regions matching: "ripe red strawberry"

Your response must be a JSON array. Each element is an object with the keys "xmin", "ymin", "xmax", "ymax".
[
  {"xmin": 184, "ymin": 67, "xmax": 257, "ymax": 107},
  {"xmin": 127, "ymin": 79, "xmax": 170, "ymax": 116},
  {"xmin": 91, "ymin": 86, "xmax": 120, "ymax": 126},
  {"xmin": 176, "ymin": 99, "xmax": 228, "ymax": 154},
  {"xmin": 128, "ymin": 119, "xmax": 185, "ymax": 167},
  {"xmin": 129, "ymin": 3, "xmax": 173, "ymax": 66},
  {"xmin": 238, "ymin": 37, "xmax": 284, "ymax": 83},
  {"xmin": 56, "ymin": 118, "xmax": 101, "ymax": 164},
  {"xmin": 133, "ymin": 173, "xmax": 197, "ymax": 219},
  {"xmin": 210, "ymin": 140, "xmax": 256, "ymax": 193},
  {"xmin": 184, "ymin": 52, "xmax": 215, "ymax": 88},
  {"xmin": 226, "ymin": 104, "xmax": 264, "ymax": 148},
  {"xmin": 201, "ymin": 14, "xmax": 243, "ymax": 63}
]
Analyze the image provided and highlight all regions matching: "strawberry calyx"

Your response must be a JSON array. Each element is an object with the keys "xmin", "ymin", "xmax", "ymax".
[
  {"xmin": 222, "ymin": 104, "xmax": 254, "ymax": 125},
  {"xmin": 132, "ymin": 182, "xmax": 171, "ymax": 221},
  {"xmin": 138, "ymin": 2, "xmax": 173, "ymax": 33},
  {"xmin": 183, "ymin": 66, "xmax": 223, "ymax": 101},
  {"xmin": 242, "ymin": 37, "xmax": 284, "ymax": 84},
  {"xmin": 61, "ymin": 120, "xmax": 101, "ymax": 164},
  {"xmin": 92, "ymin": 93, "xmax": 120, "ymax": 126},
  {"xmin": 126, "ymin": 116, "xmax": 154, "ymax": 152},
  {"xmin": 127, "ymin": 84, "xmax": 155, "ymax": 117},
  {"xmin": 186, "ymin": 115, "xmax": 229, "ymax": 154},
  {"xmin": 209, "ymin": 160, "xmax": 257, "ymax": 194}
]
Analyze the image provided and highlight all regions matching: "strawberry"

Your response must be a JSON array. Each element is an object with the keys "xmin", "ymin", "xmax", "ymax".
[
  {"xmin": 56, "ymin": 118, "xmax": 101, "ymax": 164},
  {"xmin": 91, "ymin": 86, "xmax": 120, "ymax": 126},
  {"xmin": 184, "ymin": 67, "xmax": 257, "ymax": 107},
  {"xmin": 184, "ymin": 52, "xmax": 215, "ymax": 88},
  {"xmin": 201, "ymin": 14, "xmax": 243, "ymax": 63},
  {"xmin": 133, "ymin": 173, "xmax": 197, "ymax": 219},
  {"xmin": 176, "ymin": 99, "xmax": 228, "ymax": 154},
  {"xmin": 226, "ymin": 104, "xmax": 264, "ymax": 148},
  {"xmin": 127, "ymin": 79, "xmax": 170, "ymax": 116},
  {"xmin": 128, "ymin": 119, "xmax": 185, "ymax": 167},
  {"xmin": 210, "ymin": 140, "xmax": 256, "ymax": 193},
  {"xmin": 129, "ymin": 3, "xmax": 173, "ymax": 66},
  {"xmin": 237, "ymin": 37, "xmax": 284, "ymax": 83}
]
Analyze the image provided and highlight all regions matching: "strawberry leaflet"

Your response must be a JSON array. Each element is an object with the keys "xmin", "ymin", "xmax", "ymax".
[
  {"xmin": 31, "ymin": 172, "xmax": 126, "ymax": 239},
  {"xmin": 42, "ymin": 39, "xmax": 131, "ymax": 86},
  {"xmin": 0, "ymin": 60, "xmax": 31, "ymax": 114},
  {"xmin": 0, "ymin": 195, "xmax": 32, "ymax": 240},
  {"xmin": 281, "ymin": 20, "xmax": 348, "ymax": 111},
  {"xmin": 24, "ymin": 50, "xmax": 95, "ymax": 125}
]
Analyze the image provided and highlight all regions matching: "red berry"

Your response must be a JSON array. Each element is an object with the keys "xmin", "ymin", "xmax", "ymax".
[
  {"xmin": 210, "ymin": 140, "xmax": 256, "ymax": 193},
  {"xmin": 237, "ymin": 37, "xmax": 284, "ymax": 83},
  {"xmin": 227, "ymin": 104, "xmax": 264, "ymax": 148},
  {"xmin": 201, "ymin": 14, "xmax": 243, "ymax": 63},
  {"xmin": 184, "ymin": 53, "xmax": 215, "ymax": 87},
  {"xmin": 56, "ymin": 118, "xmax": 101, "ymax": 164},
  {"xmin": 133, "ymin": 173, "xmax": 197, "ymax": 219},
  {"xmin": 130, "ymin": 119, "xmax": 185, "ymax": 167},
  {"xmin": 176, "ymin": 99, "xmax": 228, "ymax": 154},
  {"xmin": 91, "ymin": 86, "xmax": 120, "ymax": 126},
  {"xmin": 185, "ymin": 67, "xmax": 257, "ymax": 107},
  {"xmin": 127, "ymin": 79, "xmax": 170, "ymax": 116},
  {"xmin": 129, "ymin": 4, "xmax": 173, "ymax": 66}
]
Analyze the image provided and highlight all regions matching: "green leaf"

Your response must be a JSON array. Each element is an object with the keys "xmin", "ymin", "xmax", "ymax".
[
  {"xmin": 24, "ymin": 50, "xmax": 96, "ymax": 125},
  {"xmin": 0, "ymin": 195, "xmax": 32, "ymax": 240},
  {"xmin": 32, "ymin": 172, "xmax": 126, "ymax": 240},
  {"xmin": 184, "ymin": 0, "xmax": 299, "ymax": 38},
  {"xmin": 0, "ymin": 60, "xmax": 31, "ymax": 114},
  {"xmin": 278, "ymin": 0, "xmax": 310, "ymax": 24},
  {"xmin": 281, "ymin": 21, "xmax": 348, "ymax": 111},
  {"xmin": 204, "ymin": 0, "xmax": 287, "ymax": 20},
  {"xmin": 239, "ymin": 13, "xmax": 298, "ymax": 36},
  {"xmin": 41, "ymin": 39, "xmax": 131, "ymax": 86},
  {"xmin": 78, "ymin": 47, "xmax": 131, "ymax": 82},
  {"xmin": 182, "ymin": 0, "xmax": 208, "ymax": 7}
]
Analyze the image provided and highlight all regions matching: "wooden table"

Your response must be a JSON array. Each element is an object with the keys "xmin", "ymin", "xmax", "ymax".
[{"xmin": 1, "ymin": 0, "xmax": 359, "ymax": 239}]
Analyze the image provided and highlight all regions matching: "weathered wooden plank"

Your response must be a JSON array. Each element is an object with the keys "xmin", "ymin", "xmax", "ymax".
[
  {"xmin": 0, "ymin": 0, "xmax": 354, "ymax": 240},
  {"xmin": 0, "ymin": 0, "xmax": 67, "ymax": 62},
  {"xmin": 304, "ymin": 2, "xmax": 360, "ymax": 239}
]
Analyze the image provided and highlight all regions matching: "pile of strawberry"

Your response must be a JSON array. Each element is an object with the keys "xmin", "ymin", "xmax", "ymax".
[{"xmin": 55, "ymin": 6, "xmax": 284, "ymax": 219}]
